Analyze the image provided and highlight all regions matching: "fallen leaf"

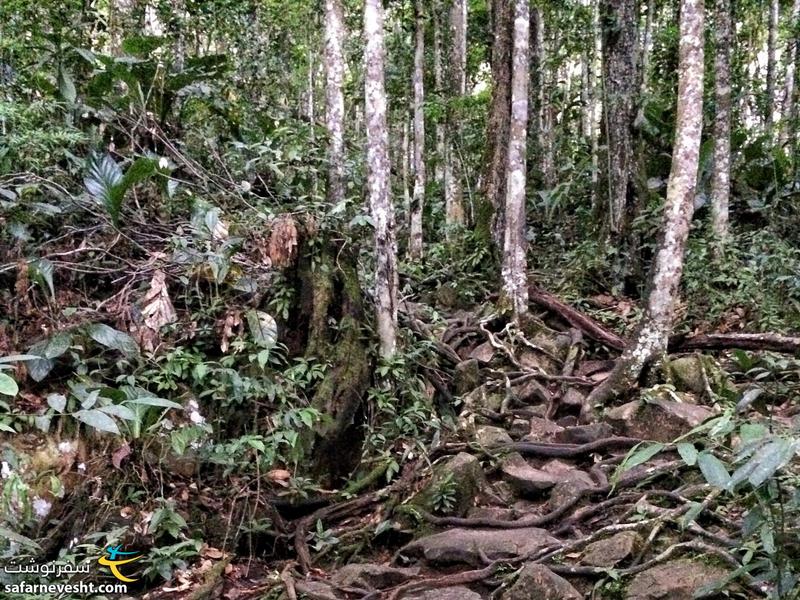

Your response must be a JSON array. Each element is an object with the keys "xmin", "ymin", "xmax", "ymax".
[{"xmin": 112, "ymin": 442, "xmax": 131, "ymax": 469}]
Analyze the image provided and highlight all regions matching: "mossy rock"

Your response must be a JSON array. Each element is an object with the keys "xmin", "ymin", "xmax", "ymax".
[
  {"xmin": 409, "ymin": 452, "xmax": 486, "ymax": 518},
  {"xmin": 665, "ymin": 354, "xmax": 736, "ymax": 397}
]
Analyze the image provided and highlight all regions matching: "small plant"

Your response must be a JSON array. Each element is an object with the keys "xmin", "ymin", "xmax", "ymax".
[{"xmin": 431, "ymin": 473, "xmax": 458, "ymax": 515}]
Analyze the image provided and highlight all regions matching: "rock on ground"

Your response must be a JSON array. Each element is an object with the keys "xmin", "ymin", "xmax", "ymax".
[
  {"xmin": 398, "ymin": 527, "xmax": 559, "ymax": 566},
  {"xmin": 606, "ymin": 394, "xmax": 715, "ymax": 442},
  {"xmin": 330, "ymin": 563, "xmax": 419, "ymax": 590},
  {"xmin": 405, "ymin": 586, "xmax": 483, "ymax": 600},
  {"xmin": 625, "ymin": 558, "xmax": 727, "ymax": 600},
  {"xmin": 500, "ymin": 563, "xmax": 582, "ymax": 600},
  {"xmin": 580, "ymin": 531, "xmax": 641, "ymax": 567},
  {"xmin": 411, "ymin": 452, "xmax": 486, "ymax": 516}
]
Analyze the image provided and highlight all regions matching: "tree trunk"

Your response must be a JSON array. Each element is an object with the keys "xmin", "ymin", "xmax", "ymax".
[
  {"xmin": 766, "ymin": 0, "xmax": 779, "ymax": 129},
  {"xmin": 781, "ymin": 0, "xmax": 800, "ymax": 148},
  {"xmin": 324, "ymin": 0, "xmax": 346, "ymax": 207},
  {"xmin": 501, "ymin": 0, "xmax": 530, "ymax": 320},
  {"xmin": 478, "ymin": 0, "xmax": 513, "ymax": 250},
  {"xmin": 433, "ymin": 0, "xmax": 446, "ymax": 185},
  {"xmin": 445, "ymin": 0, "xmax": 467, "ymax": 229},
  {"xmin": 639, "ymin": 0, "xmax": 655, "ymax": 100},
  {"xmin": 584, "ymin": 0, "xmax": 705, "ymax": 414},
  {"xmin": 534, "ymin": 8, "xmax": 556, "ymax": 189},
  {"xmin": 599, "ymin": 0, "xmax": 637, "ymax": 237},
  {"xmin": 409, "ymin": 0, "xmax": 426, "ymax": 259},
  {"xmin": 711, "ymin": 0, "xmax": 732, "ymax": 245},
  {"xmin": 364, "ymin": 0, "xmax": 398, "ymax": 358}
]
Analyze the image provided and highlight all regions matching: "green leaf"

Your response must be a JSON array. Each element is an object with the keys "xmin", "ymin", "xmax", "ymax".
[
  {"xmin": 31, "ymin": 259, "xmax": 55, "ymax": 299},
  {"xmin": 73, "ymin": 409, "xmax": 120, "ymax": 435},
  {"xmin": 86, "ymin": 323, "xmax": 139, "ymax": 357},
  {"xmin": 120, "ymin": 157, "xmax": 158, "ymax": 191},
  {"xmin": 121, "ymin": 35, "xmax": 164, "ymax": 56},
  {"xmin": 0, "ymin": 526, "xmax": 41, "ymax": 550},
  {"xmin": 85, "ymin": 153, "xmax": 123, "ymax": 224},
  {"xmin": 680, "ymin": 501, "xmax": 704, "ymax": 529},
  {"xmin": 47, "ymin": 393, "xmax": 67, "ymax": 413},
  {"xmin": 0, "ymin": 354, "xmax": 47, "ymax": 363},
  {"xmin": 617, "ymin": 443, "xmax": 665, "ymax": 477},
  {"xmin": 697, "ymin": 453, "xmax": 731, "ymax": 489},
  {"xmin": 246, "ymin": 310, "xmax": 278, "ymax": 350},
  {"xmin": 126, "ymin": 396, "xmax": 182, "ymax": 409},
  {"xmin": 747, "ymin": 438, "xmax": 795, "ymax": 487},
  {"xmin": 0, "ymin": 373, "xmax": 18, "ymax": 396},
  {"xmin": 57, "ymin": 67, "xmax": 77, "ymax": 103},
  {"xmin": 760, "ymin": 524, "xmax": 776, "ymax": 554},
  {"xmin": 98, "ymin": 404, "xmax": 137, "ymax": 421},
  {"xmin": 676, "ymin": 443, "xmax": 698, "ymax": 466}
]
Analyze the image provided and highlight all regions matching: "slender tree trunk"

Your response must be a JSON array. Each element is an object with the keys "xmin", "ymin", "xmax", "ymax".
[
  {"xmin": 364, "ymin": 0, "xmax": 398, "ymax": 358},
  {"xmin": 766, "ymin": 0, "xmax": 779, "ymax": 129},
  {"xmin": 478, "ymin": 0, "xmax": 513, "ymax": 249},
  {"xmin": 591, "ymin": 0, "xmax": 602, "ymax": 208},
  {"xmin": 433, "ymin": 0, "xmax": 446, "ymax": 185},
  {"xmin": 711, "ymin": 0, "xmax": 732, "ymax": 245},
  {"xmin": 445, "ymin": 0, "xmax": 467, "ymax": 229},
  {"xmin": 324, "ymin": 0, "xmax": 346, "ymax": 207},
  {"xmin": 781, "ymin": 0, "xmax": 800, "ymax": 148},
  {"xmin": 534, "ymin": 9, "xmax": 556, "ymax": 188},
  {"xmin": 410, "ymin": 0, "xmax": 426, "ymax": 259},
  {"xmin": 639, "ymin": 0, "xmax": 655, "ymax": 99},
  {"xmin": 584, "ymin": 0, "xmax": 705, "ymax": 413},
  {"xmin": 501, "ymin": 0, "xmax": 530, "ymax": 320},
  {"xmin": 599, "ymin": 0, "xmax": 637, "ymax": 237},
  {"xmin": 401, "ymin": 118, "xmax": 412, "ymax": 228}
]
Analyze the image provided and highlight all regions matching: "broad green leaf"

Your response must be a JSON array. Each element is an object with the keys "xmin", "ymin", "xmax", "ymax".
[
  {"xmin": 120, "ymin": 157, "xmax": 158, "ymax": 191},
  {"xmin": 73, "ymin": 409, "xmax": 120, "ymax": 435},
  {"xmin": 0, "ymin": 373, "xmax": 18, "ymax": 396},
  {"xmin": 98, "ymin": 404, "xmax": 137, "ymax": 421},
  {"xmin": 676, "ymin": 442, "xmax": 698, "ymax": 466},
  {"xmin": 31, "ymin": 259, "xmax": 55, "ymax": 299},
  {"xmin": 246, "ymin": 310, "xmax": 278, "ymax": 350},
  {"xmin": 57, "ymin": 68, "xmax": 77, "ymax": 103},
  {"xmin": 760, "ymin": 524, "xmax": 776, "ymax": 554},
  {"xmin": 126, "ymin": 396, "xmax": 182, "ymax": 409},
  {"xmin": 47, "ymin": 393, "xmax": 67, "ymax": 413},
  {"xmin": 739, "ymin": 423, "xmax": 768, "ymax": 445},
  {"xmin": 85, "ymin": 153, "xmax": 123, "ymax": 224},
  {"xmin": 0, "ymin": 354, "xmax": 45, "ymax": 363},
  {"xmin": 680, "ymin": 501, "xmax": 704, "ymax": 529},
  {"xmin": 0, "ymin": 526, "xmax": 41, "ymax": 549},
  {"xmin": 697, "ymin": 453, "xmax": 731, "ymax": 489},
  {"xmin": 619, "ymin": 442, "xmax": 665, "ymax": 474},
  {"xmin": 86, "ymin": 323, "xmax": 139, "ymax": 357},
  {"xmin": 747, "ymin": 439, "xmax": 795, "ymax": 487}
]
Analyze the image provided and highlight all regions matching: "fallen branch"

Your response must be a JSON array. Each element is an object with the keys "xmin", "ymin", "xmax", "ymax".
[
  {"xmin": 528, "ymin": 286, "xmax": 625, "ymax": 351},
  {"xmin": 669, "ymin": 332, "xmax": 800, "ymax": 354}
]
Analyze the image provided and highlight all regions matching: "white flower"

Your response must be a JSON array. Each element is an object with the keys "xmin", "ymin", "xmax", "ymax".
[
  {"xmin": 1, "ymin": 462, "xmax": 12, "ymax": 479},
  {"xmin": 32, "ymin": 497, "xmax": 52, "ymax": 518},
  {"xmin": 240, "ymin": 180, "xmax": 251, "ymax": 193},
  {"xmin": 159, "ymin": 157, "xmax": 169, "ymax": 169},
  {"xmin": 58, "ymin": 441, "xmax": 75, "ymax": 454},
  {"xmin": 77, "ymin": 463, "xmax": 86, "ymax": 473},
  {"xmin": 189, "ymin": 411, "xmax": 205, "ymax": 425}
]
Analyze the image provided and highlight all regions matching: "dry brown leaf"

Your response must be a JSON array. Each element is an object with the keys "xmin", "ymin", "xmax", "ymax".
[
  {"xmin": 267, "ymin": 469, "xmax": 291, "ymax": 482},
  {"xmin": 112, "ymin": 442, "xmax": 131, "ymax": 469},
  {"xmin": 268, "ymin": 215, "xmax": 298, "ymax": 268},
  {"xmin": 219, "ymin": 310, "xmax": 242, "ymax": 353},
  {"xmin": 201, "ymin": 545, "xmax": 224, "ymax": 559},
  {"xmin": 120, "ymin": 506, "xmax": 135, "ymax": 519},
  {"xmin": 138, "ymin": 270, "xmax": 177, "ymax": 352}
]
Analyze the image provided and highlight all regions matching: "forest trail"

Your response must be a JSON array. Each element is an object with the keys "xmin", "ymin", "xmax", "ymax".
[{"xmin": 142, "ymin": 297, "xmax": 783, "ymax": 600}]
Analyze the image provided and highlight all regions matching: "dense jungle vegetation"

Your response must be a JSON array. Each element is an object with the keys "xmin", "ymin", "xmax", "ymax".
[{"xmin": 2, "ymin": 0, "xmax": 800, "ymax": 598}]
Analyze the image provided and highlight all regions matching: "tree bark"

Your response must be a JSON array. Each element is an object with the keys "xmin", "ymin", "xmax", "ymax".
[
  {"xmin": 766, "ymin": 0, "xmax": 780, "ymax": 129},
  {"xmin": 364, "ymin": 0, "xmax": 398, "ymax": 358},
  {"xmin": 409, "ymin": 0, "xmax": 426, "ymax": 259},
  {"xmin": 711, "ymin": 0, "xmax": 732, "ymax": 246},
  {"xmin": 599, "ymin": 0, "xmax": 638, "ymax": 237},
  {"xmin": 533, "ymin": 8, "xmax": 556, "ymax": 189},
  {"xmin": 324, "ymin": 0, "xmax": 346, "ymax": 207},
  {"xmin": 445, "ymin": 0, "xmax": 467, "ymax": 229},
  {"xmin": 781, "ymin": 0, "xmax": 800, "ymax": 148},
  {"xmin": 433, "ymin": 0, "xmax": 446, "ymax": 185},
  {"xmin": 478, "ymin": 0, "xmax": 513, "ymax": 249},
  {"xmin": 585, "ymin": 0, "xmax": 705, "ymax": 413},
  {"xmin": 501, "ymin": 0, "xmax": 530, "ymax": 320}
]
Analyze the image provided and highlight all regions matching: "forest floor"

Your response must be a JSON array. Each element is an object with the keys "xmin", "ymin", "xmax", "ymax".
[{"xmin": 131, "ymin": 291, "xmax": 795, "ymax": 600}]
